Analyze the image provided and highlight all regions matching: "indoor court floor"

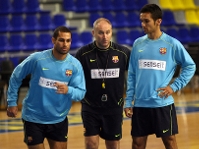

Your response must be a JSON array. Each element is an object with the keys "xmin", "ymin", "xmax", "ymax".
[{"xmin": 0, "ymin": 92, "xmax": 199, "ymax": 149}]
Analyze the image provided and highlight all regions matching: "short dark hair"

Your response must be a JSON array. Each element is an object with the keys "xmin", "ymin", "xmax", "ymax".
[
  {"xmin": 140, "ymin": 4, "xmax": 162, "ymax": 21},
  {"xmin": 53, "ymin": 26, "xmax": 71, "ymax": 39}
]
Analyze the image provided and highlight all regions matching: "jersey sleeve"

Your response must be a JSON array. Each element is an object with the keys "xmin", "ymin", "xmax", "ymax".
[
  {"xmin": 67, "ymin": 59, "xmax": 86, "ymax": 101},
  {"xmin": 125, "ymin": 47, "xmax": 136, "ymax": 108},
  {"xmin": 7, "ymin": 54, "xmax": 36, "ymax": 107},
  {"xmin": 170, "ymin": 42, "xmax": 196, "ymax": 92}
]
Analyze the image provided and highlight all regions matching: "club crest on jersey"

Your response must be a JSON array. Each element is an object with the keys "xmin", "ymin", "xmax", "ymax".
[
  {"xmin": 112, "ymin": 56, "xmax": 119, "ymax": 63},
  {"xmin": 159, "ymin": 47, "xmax": 167, "ymax": 55},
  {"xmin": 65, "ymin": 70, "xmax": 72, "ymax": 76}
]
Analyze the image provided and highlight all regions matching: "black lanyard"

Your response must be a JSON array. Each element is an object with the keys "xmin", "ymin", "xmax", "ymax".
[{"xmin": 95, "ymin": 49, "xmax": 109, "ymax": 89}]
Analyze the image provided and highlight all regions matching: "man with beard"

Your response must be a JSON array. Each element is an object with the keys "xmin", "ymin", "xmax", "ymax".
[{"xmin": 6, "ymin": 26, "xmax": 86, "ymax": 149}]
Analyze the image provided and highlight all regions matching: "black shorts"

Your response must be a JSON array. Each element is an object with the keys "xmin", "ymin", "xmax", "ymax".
[
  {"xmin": 23, "ymin": 117, "xmax": 68, "ymax": 145},
  {"xmin": 81, "ymin": 111, "xmax": 123, "ymax": 140},
  {"xmin": 131, "ymin": 104, "xmax": 178, "ymax": 138}
]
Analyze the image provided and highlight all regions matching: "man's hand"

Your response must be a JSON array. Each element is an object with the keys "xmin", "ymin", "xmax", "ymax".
[
  {"xmin": 124, "ymin": 107, "xmax": 133, "ymax": 118},
  {"xmin": 54, "ymin": 82, "xmax": 68, "ymax": 94},
  {"xmin": 157, "ymin": 86, "xmax": 174, "ymax": 98},
  {"xmin": 7, "ymin": 106, "xmax": 18, "ymax": 118}
]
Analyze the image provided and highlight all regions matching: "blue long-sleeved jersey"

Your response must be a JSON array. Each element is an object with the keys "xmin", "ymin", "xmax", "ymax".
[
  {"xmin": 125, "ymin": 32, "xmax": 196, "ymax": 108},
  {"xmin": 7, "ymin": 49, "xmax": 86, "ymax": 124}
]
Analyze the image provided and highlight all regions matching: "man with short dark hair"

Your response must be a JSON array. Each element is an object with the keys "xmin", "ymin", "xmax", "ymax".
[
  {"xmin": 124, "ymin": 4, "xmax": 196, "ymax": 149},
  {"xmin": 7, "ymin": 26, "xmax": 86, "ymax": 149}
]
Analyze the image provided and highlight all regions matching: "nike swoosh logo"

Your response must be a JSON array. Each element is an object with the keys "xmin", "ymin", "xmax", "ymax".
[
  {"xmin": 42, "ymin": 68, "xmax": 49, "ymax": 70},
  {"xmin": 163, "ymin": 129, "xmax": 169, "ymax": 133},
  {"xmin": 115, "ymin": 134, "xmax": 120, "ymax": 137},
  {"xmin": 90, "ymin": 59, "xmax": 96, "ymax": 62},
  {"xmin": 138, "ymin": 50, "xmax": 144, "ymax": 52}
]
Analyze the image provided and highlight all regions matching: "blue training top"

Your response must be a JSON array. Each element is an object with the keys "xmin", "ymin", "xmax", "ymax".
[
  {"xmin": 125, "ymin": 32, "xmax": 196, "ymax": 108},
  {"xmin": 7, "ymin": 49, "xmax": 86, "ymax": 124}
]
